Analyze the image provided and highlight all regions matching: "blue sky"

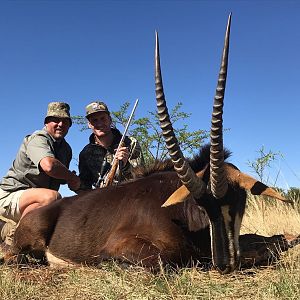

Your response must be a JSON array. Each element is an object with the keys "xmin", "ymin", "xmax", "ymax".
[{"xmin": 0, "ymin": 0, "xmax": 299, "ymax": 197}]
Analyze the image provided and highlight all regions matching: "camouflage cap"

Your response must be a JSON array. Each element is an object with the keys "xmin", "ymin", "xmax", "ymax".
[
  {"xmin": 44, "ymin": 102, "xmax": 72, "ymax": 126},
  {"xmin": 85, "ymin": 101, "xmax": 110, "ymax": 118}
]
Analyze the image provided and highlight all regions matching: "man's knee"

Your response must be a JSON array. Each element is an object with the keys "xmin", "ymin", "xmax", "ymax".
[
  {"xmin": 18, "ymin": 189, "xmax": 62, "ymax": 219},
  {"xmin": 41, "ymin": 190, "xmax": 61, "ymax": 206}
]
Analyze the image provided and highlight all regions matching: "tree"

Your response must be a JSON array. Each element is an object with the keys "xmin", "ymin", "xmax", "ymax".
[
  {"xmin": 247, "ymin": 145, "xmax": 282, "ymax": 185},
  {"xmin": 72, "ymin": 101, "xmax": 209, "ymax": 166}
]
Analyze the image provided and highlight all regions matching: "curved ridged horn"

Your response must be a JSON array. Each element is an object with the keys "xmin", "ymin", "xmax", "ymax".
[
  {"xmin": 210, "ymin": 14, "xmax": 231, "ymax": 199},
  {"xmin": 155, "ymin": 31, "xmax": 206, "ymax": 199}
]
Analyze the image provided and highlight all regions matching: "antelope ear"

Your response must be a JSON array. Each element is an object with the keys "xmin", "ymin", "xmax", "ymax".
[
  {"xmin": 162, "ymin": 169, "xmax": 206, "ymax": 207},
  {"xmin": 162, "ymin": 185, "xmax": 190, "ymax": 207},
  {"xmin": 226, "ymin": 166, "xmax": 290, "ymax": 202}
]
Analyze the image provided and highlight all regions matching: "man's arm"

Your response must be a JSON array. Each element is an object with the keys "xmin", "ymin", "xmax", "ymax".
[
  {"xmin": 117, "ymin": 137, "xmax": 144, "ymax": 179},
  {"xmin": 39, "ymin": 156, "xmax": 81, "ymax": 191},
  {"xmin": 127, "ymin": 137, "xmax": 144, "ymax": 166}
]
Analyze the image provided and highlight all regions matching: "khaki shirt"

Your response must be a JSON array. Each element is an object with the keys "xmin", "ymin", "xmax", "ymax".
[
  {"xmin": 0, "ymin": 128, "xmax": 72, "ymax": 194},
  {"xmin": 79, "ymin": 128, "xmax": 144, "ymax": 189}
]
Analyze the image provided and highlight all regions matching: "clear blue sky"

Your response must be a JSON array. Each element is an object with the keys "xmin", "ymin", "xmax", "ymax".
[{"xmin": 0, "ymin": 0, "xmax": 299, "ymax": 197}]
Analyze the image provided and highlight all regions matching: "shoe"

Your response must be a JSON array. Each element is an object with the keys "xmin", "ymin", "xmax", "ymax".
[
  {"xmin": 0, "ymin": 219, "xmax": 6, "ymax": 242},
  {"xmin": 0, "ymin": 218, "xmax": 16, "ymax": 246}
]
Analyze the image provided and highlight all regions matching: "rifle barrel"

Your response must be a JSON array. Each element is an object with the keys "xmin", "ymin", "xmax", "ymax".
[{"xmin": 110, "ymin": 98, "xmax": 139, "ymax": 167}]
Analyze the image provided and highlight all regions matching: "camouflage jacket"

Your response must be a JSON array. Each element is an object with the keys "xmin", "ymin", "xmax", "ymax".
[{"xmin": 78, "ymin": 128, "xmax": 144, "ymax": 190}]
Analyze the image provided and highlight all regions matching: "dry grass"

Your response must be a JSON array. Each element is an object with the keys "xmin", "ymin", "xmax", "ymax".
[
  {"xmin": 241, "ymin": 194, "xmax": 300, "ymax": 236},
  {"xmin": 1, "ymin": 194, "xmax": 300, "ymax": 300}
]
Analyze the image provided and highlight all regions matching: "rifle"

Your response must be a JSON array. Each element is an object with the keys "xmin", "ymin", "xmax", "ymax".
[{"xmin": 99, "ymin": 99, "xmax": 139, "ymax": 188}]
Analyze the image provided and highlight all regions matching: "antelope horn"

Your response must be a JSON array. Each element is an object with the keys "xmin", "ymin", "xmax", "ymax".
[
  {"xmin": 155, "ymin": 31, "xmax": 206, "ymax": 199},
  {"xmin": 210, "ymin": 14, "xmax": 231, "ymax": 199}
]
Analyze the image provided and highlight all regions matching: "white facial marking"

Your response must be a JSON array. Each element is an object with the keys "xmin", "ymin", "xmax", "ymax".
[{"xmin": 221, "ymin": 205, "xmax": 235, "ymax": 267}]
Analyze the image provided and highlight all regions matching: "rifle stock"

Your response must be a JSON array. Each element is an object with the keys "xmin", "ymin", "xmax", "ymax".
[
  {"xmin": 102, "ymin": 142, "xmax": 124, "ymax": 187},
  {"xmin": 103, "ymin": 158, "xmax": 119, "ymax": 187}
]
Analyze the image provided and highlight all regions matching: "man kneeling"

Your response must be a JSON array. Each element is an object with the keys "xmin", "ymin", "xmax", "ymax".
[{"xmin": 0, "ymin": 102, "xmax": 81, "ymax": 246}]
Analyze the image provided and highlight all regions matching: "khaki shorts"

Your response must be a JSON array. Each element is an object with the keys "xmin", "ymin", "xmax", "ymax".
[{"xmin": 0, "ymin": 188, "xmax": 25, "ymax": 223}]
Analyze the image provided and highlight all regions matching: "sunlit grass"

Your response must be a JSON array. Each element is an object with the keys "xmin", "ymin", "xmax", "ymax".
[{"xmin": 241, "ymin": 193, "xmax": 300, "ymax": 236}]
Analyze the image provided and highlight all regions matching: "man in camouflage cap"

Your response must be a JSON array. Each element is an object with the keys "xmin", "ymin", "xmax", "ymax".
[
  {"xmin": 78, "ymin": 100, "xmax": 144, "ymax": 190},
  {"xmin": 0, "ymin": 102, "xmax": 81, "ymax": 246}
]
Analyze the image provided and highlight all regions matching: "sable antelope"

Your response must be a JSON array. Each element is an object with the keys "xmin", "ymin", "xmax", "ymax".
[
  {"xmin": 2, "ymin": 15, "xmax": 290, "ymax": 274},
  {"xmin": 154, "ymin": 13, "xmax": 289, "ymax": 273}
]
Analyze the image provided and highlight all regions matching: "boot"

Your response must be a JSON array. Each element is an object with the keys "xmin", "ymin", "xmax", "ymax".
[
  {"xmin": 0, "ymin": 217, "xmax": 16, "ymax": 246},
  {"xmin": 0, "ymin": 218, "xmax": 5, "ymax": 240}
]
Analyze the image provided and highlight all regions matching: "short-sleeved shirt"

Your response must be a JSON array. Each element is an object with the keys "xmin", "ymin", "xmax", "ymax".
[
  {"xmin": 79, "ymin": 128, "xmax": 144, "ymax": 190},
  {"xmin": 0, "ymin": 128, "xmax": 72, "ymax": 193}
]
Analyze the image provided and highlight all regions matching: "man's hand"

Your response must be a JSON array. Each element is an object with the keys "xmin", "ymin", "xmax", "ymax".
[
  {"xmin": 67, "ymin": 171, "xmax": 81, "ymax": 192},
  {"xmin": 115, "ymin": 146, "xmax": 129, "ymax": 165}
]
